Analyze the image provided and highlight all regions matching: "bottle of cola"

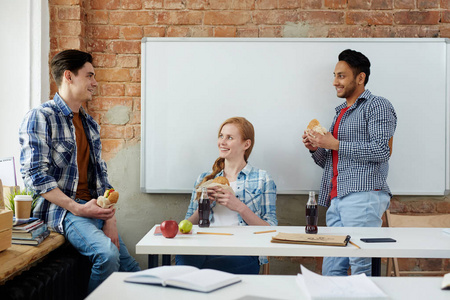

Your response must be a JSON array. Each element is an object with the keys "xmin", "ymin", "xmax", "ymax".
[
  {"xmin": 305, "ymin": 191, "xmax": 318, "ymax": 234},
  {"xmin": 198, "ymin": 187, "xmax": 210, "ymax": 228}
]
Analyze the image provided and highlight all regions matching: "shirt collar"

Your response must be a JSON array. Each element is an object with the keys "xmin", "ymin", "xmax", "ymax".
[
  {"xmin": 53, "ymin": 93, "xmax": 73, "ymax": 117},
  {"xmin": 216, "ymin": 162, "xmax": 252, "ymax": 177},
  {"xmin": 335, "ymin": 89, "xmax": 372, "ymax": 113}
]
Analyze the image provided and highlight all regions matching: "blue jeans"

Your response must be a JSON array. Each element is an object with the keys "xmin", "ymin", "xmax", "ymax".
[
  {"xmin": 175, "ymin": 255, "xmax": 260, "ymax": 274},
  {"xmin": 63, "ymin": 202, "xmax": 140, "ymax": 293},
  {"xmin": 322, "ymin": 191, "xmax": 390, "ymax": 276}
]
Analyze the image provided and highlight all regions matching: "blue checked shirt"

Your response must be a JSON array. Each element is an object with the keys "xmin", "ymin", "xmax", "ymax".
[
  {"xmin": 311, "ymin": 89, "xmax": 397, "ymax": 207},
  {"xmin": 19, "ymin": 93, "xmax": 112, "ymax": 233},
  {"xmin": 185, "ymin": 163, "xmax": 278, "ymax": 227}
]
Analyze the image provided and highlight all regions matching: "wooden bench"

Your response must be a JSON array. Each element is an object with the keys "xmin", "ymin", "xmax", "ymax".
[{"xmin": 0, "ymin": 231, "xmax": 65, "ymax": 284}]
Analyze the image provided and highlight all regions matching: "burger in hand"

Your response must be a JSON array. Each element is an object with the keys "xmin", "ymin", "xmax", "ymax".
[
  {"xmin": 306, "ymin": 119, "xmax": 327, "ymax": 136},
  {"xmin": 97, "ymin": 188, "xmax": 119, "ymax": 208},
  {"xmin": 195, "ymin": 176, "xmax": 234, "ymax": 200}
]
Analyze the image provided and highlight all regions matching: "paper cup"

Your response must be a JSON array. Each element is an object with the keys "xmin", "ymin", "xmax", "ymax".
[{"xmin": 14, "ymin": 195, "xmax": 33, "ymax": 220}]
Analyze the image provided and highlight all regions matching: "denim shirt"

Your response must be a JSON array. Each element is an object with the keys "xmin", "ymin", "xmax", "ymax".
[
  {"xmin": 311, "ymin": 89, "xmax": 397, "ymax": 207},
  {"xmin": 19, "ymin": 93, "xmax": 112, "ymax": 233},
  {"xmin": 185, "ymin": 163, "xmax": 278, "ymax": 226},
  {"xmin": 185, "ymin": 163, "xmax": 277, "ymax": 265}
]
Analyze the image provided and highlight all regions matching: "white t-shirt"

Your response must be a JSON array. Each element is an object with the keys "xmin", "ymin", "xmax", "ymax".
[{"xmin": 210, "ymin": 181, "xmax": 240, "ymax": 226}]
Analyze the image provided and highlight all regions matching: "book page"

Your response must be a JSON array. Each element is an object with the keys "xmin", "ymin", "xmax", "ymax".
[
  {"xmin": 165, "ymin": 268, "xmax": 241, "ymax": 292},
  {"xmin": 125, "ymin": 265, "xmax": 198, "ymax": 285},
  {"xmin": 297, "ymin": 265, "xmax": 388, "ymax": 299}
]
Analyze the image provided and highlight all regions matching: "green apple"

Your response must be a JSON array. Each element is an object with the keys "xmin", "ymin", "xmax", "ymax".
[{"xmin": 178, "ymin": 219, "xmax": 193, "ymax": 234}]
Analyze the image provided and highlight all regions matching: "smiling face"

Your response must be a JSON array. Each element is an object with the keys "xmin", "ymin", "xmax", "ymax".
[
  {"xmin": 217, "ymin": 123, "xmax": 251, "ymax": 162},
  {"xmin": 67, "ymin": 62, "xmax": 97, "ymax": 102},
  {"xmin": 333, "ymin": 61, "xmax": 365, "ymax": 105}
]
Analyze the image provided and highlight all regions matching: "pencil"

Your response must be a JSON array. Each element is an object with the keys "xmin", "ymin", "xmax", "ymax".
[
  {"xmin": 197, "ymin": 232, "xmax": 233, "ymax": 236},
  {"xmin": 349, "ymin": 240, "xmax": 361, "ymax": 249},
  {"xmin": 253, "ymin": 230, "xmax": 277, "ymax": 234}
]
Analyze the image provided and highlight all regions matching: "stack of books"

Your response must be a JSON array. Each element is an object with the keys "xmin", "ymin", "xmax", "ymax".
[
  {"xmin": 0, "ymin": 209, "xmax": 13, "ymax": 251},
  {"xmin": 12, "ymin": 217, "xmax": 50, "ymax": 246}
]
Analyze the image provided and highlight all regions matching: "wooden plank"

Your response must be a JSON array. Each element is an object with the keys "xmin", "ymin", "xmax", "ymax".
[{"xmin": 0, "ymin": 231, "xmax": 65, "ymax": 283}]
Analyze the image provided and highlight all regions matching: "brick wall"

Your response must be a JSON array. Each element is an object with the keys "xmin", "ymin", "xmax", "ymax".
[{"xmin": 48, "ymin": 0, "xmax": 450, "ymax": 274}]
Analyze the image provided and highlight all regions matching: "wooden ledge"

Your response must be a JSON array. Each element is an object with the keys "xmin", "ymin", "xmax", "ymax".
[{"xmin": 0, "ymin": 232, "xmax": 65, "ymax": 283}]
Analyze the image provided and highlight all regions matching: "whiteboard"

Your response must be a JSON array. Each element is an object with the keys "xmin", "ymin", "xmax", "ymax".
[{"xmin": 141, "ymin": 38, "xmax": 450, "ymax": 195}]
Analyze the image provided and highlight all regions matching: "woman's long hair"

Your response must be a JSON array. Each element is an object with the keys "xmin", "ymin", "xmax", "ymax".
[{"xmin": 197, "ymin": 117, "xmax": 255, "ymax": 188}]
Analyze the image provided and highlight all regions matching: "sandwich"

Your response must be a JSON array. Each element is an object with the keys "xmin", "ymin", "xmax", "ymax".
[
  {"xmin": 306, "ymin": 119, "xmax": 327, "ymax": 135},
  {"xmin": 195, "ymin": 176, "xmax": 234, "ymax": 199},
  {"xmin": 97, "ymin": 188, "xmax": 119, "ymax": 208}
]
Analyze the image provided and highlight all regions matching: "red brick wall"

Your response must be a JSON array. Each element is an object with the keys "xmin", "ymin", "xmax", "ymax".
[{"xmin": 48, "ymin": 0, "xmax": 450, "ymax": 274}]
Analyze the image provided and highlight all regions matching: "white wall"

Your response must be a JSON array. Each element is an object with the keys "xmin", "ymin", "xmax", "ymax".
[{"xmin": 0, "ymin": 0, "xmax": 49, "ymax": 188}]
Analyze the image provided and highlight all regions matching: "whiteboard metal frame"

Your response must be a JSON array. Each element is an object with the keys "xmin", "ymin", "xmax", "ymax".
[{"xmin": 141, "ymin": 38, "xmax": 450, "ymax": 195}]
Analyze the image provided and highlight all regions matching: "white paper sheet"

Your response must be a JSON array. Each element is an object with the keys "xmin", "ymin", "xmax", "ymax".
[
  {"xmin": 0, "ymin": 157, "xmax": 16, "ymax": 186},
  {"xmin": 296, "ymin": 265, "xmax": 388, "ymax": 300}
]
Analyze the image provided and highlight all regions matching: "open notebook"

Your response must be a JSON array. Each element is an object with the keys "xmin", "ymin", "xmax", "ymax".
[{"xmin": 124, "ymin": 265, "xmax": 241, "ymax": 293}]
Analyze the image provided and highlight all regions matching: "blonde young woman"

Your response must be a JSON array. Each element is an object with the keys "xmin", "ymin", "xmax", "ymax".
[{"xmin": 176, "ymin": 117, "xmax": 277, "ymax": 274}]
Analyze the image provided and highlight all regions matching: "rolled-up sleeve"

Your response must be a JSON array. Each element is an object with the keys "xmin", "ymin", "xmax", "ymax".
[
  {"xmin": 261, "ymin": 172, "xmax": 277, "ymax": 226},
  {"xmin": 19, "ymin": 110, "xmax": 58, "ymax": 195}
]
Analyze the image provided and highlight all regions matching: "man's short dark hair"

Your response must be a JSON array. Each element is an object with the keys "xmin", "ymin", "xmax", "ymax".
[
  {"xmin": 51, "ymin": 50, "xmax": 93, "ymax": 87},
  {"xmin": 338, "ymin": 49, "xmax": 371, "ymax": 85}
]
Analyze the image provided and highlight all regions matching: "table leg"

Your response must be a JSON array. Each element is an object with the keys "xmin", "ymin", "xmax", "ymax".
[
  {"xmin": 162, "ymin": 255, "xmax": 171, "ymax": 266},
  {"xmin": 372, "ymin": 258, "xmax": 381, "ymax": 276},
  {"xmin": 148, "ymin": 255, "xmax": 158, "ymax": 269}
]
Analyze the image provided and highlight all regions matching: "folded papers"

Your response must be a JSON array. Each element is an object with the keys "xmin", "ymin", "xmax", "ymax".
[{"xmin": 297, "ymin": 265, "xmax": 388, "ymax": 299}]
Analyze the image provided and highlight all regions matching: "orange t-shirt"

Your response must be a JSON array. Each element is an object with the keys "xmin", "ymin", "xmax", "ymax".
[{"xmin": 73, "ymin": 113, "xmax": 91, "ymax": 201}]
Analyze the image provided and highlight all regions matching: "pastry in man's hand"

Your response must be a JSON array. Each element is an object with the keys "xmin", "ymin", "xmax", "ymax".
[{"xmin": 97, "ymin": 188, "xmax": 119, "ymax": 208}]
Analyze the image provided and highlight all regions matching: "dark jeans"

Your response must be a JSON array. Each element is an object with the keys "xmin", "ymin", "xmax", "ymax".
[{"xmin": 175, "ymin": 255, "xmax": 260, "ymax": 274}]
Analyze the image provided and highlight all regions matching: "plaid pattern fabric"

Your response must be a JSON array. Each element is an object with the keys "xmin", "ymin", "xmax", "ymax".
[
  {"xmin": 311, "ymin": 89, "xmax": 397, "ymax": 207},
  {"xmin": 19, "ymin": 93, "xmax": 112, "ymax": 233},
  {"xmin": 185, "ymin": 163, "xmax": 278, "ymax": 226}
]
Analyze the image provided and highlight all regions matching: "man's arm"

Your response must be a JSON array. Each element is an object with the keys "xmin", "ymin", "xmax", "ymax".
[{"xmin": 42, "ymin": 188, "xmax": 115, "ymax": 220}]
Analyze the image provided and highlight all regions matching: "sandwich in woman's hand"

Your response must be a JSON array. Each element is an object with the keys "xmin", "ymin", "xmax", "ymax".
[
  {"xmin": 306, "ymin": 119, "xmax": 328, "ymax": 136},
  {"xmin": 97, "ymin": 188, "xmax": 119, "ymax": 208},
  {"xmin": 195, "ymin": 176, "xmax": 234, "ymax": 199}
]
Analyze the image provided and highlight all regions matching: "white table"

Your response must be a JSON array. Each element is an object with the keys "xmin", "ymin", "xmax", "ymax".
[
  {"xmin": 87, "ymin": 272, "xmax": 449, "ymax": 300},
  {"xmin": 137, "ymin": 225, "xmax": 450, "ymax": 273}
]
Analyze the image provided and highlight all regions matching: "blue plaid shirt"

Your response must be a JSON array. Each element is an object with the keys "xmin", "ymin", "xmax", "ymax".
[
  {"xmin": 19, "ymin": 93, "xmax": 112, "ymax": 233},
  {"xmin": 185, "ymin": 163, "xmax": 278, "ymax": 226},
  {"xmin": 312, "ymin": 90, "xmax": 397, "ymax": 207}
]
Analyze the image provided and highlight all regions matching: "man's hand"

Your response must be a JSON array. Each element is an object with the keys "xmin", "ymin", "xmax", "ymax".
[
  {"xmin": 302, "ymin": 130, "xmax": 318, "ymax": 151},
  {"xmin": 306, "ymin": 130, "xmax": 339, "ymax": 151},
  {"xmin": 75, "ymin": 199, "xmax": 115, "ymax": 220},
  {"xmin": 103, "ymin": 215, "xmax": 120, "ymax": 250}
]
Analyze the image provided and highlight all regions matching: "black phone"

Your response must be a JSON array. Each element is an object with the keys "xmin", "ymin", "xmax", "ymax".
[{"xmin": 360, "ymin": 238, "xmax": 396, "ymax": 243}]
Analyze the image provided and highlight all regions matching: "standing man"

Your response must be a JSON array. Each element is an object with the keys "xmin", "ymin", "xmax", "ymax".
[
  {"xmin": 302, "ymin": 49, "xmax": 397, "ymax": 276},
  {"xmin": 20, "ymin": 50, "xmax": 140, "ymax": 292}
]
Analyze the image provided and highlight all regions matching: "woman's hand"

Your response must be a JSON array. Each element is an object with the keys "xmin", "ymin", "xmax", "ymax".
[{"xmin": 210, "ymin": 186, "xmax": 244, "ymax": 212}]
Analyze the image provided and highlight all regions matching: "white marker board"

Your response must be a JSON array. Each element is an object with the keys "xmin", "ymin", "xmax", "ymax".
[{"xmin": 141, "ymin": 38, "xmax": 450, "ymax": 195}]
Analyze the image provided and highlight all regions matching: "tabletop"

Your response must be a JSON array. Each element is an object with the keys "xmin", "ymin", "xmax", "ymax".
[
  {"xmin": 136, "ymin": 225, "xmax": 450, "ymax": 258},
  {"xmin": 87, "ymin": 272, "xmax": 449, "ymax": 300}
]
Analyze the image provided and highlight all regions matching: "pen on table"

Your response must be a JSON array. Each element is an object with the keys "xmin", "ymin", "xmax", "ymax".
[
  {"xmin": 349, "ymin": 240, "xmax": 361, "ymax": 249},
  {"xmin": 197, "ymin": 232, "xmax": 233, "ymax": 236},
  {"xmin": 253, "ymin": 230, "xmax": 277, "ymax": 234}
]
